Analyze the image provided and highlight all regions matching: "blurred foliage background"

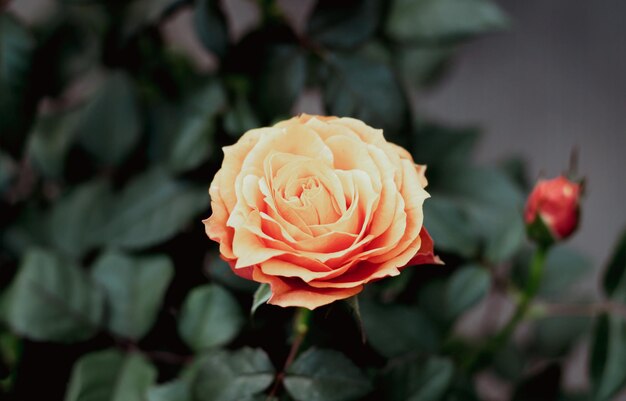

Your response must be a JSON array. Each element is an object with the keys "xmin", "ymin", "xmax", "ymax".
[{"xmin": 1, "ymin": 0, "xmax": 626, "ymax": 400}]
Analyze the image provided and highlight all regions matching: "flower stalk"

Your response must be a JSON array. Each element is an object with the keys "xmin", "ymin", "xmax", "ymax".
[{"xmin": 266, "ymin": 308, "xmax": 312, "ymax": 400}]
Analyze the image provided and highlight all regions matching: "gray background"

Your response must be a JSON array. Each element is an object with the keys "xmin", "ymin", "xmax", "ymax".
[{"xmin": 421, "ymin": 0, "xmax": 626, "ymax": 271}]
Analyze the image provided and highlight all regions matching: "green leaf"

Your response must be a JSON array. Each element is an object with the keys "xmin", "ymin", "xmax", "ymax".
[
  {"xmin": 492, "ymin": 344, "xmax": 525, "ymax": 381},
  {"xmin": 195, "ymin": 0, "xmax": 229, "ymax": 57},
  {"xmin": 412, "ymin": 123, "xmax": 480, "ymax": 168},
  {"xmin": 445, "ymin": 265, "xmax": 490, "ymax": 319},
  {"xmin": 284, "ymin": 348, "xmax": 372, "ymax": 401},
  {"xmin": 533, "ymin": 315, "xmax": 590, "ymax": 358},
  {"xmin": 484, "ymin": 209, "xmax": 525, "ymax": 264},
  {"xmin": 65, "ymin": 349, "xmax": 157, "ymax": 401},
  {"xmin": 257, "ymin": 45, "xmax": 307, "ymax": 119},
  {"xmin": 150, "ymin": 81, "xmax": 226, "ymax": 173},
  {"xmin": 417, "ymin": 279, "xmax": 449, "ymax": 328},
  {"xmin": 27, "ymin": 109, "xmax": 82, "ymax": 178},
  {"xmin": 0, "ymin": 14, "xmax": 37, "ymax": 157},
  {"xmin": 361, "ymin": 299, "xmax": 438, "ymax": 358},
  {"xmin": 0, "ymin": 152, "xmax": 16, "ymax": 192},
  {"xmin": 223, "ymin": 93, "xmax": 260, "ymax": 138},
  {"xmin": 397, "ymin": 45, "xmax": 455, "ymax": 89},
  {"xmin": 433, "ymin": 165, "xmax": 524, "ymax": 257},
  {"xmin": 191, "ymin": 348, "xmax": 275, "ymax": 401},
  {"xmin": 178, "ymin": 284, "xmax": 243, "ymax": 351},
  {"xmin": 91, "ymin": 168, "xmax": 208, "ymax": 250},
  {"xmin": 533, "ymin": 245, "xmax": 590, "ymax": 300},
  {"xmin": 76, "ymin": 72, "xmax": 141, "ymax": 165},
  {"xmin": 382, "ymin": 356, "xmax": 454, "ymax": 401},
  {"xmin": 603, "ymin": 228, "xmax": 626, "ymax": 301},
  {"xmin": 148, "ymin": 380, "xmax": 191, "ymax": 401},
  {"xmin": 307, "ymin": 0, "xmax": 382, "ymax": 49},
  {"xmin": 0, "ymin": 329, "xmax": 20, "ymax": 392},
  {"xmin": 47, "ymin": 180, "xmax": 110, "ymax": 258},
  {"xmin": 386, "ymin": 0, "xmax": 508, "ymax": 42},
  {"xmin": 436, "ymin": 165, "xmax": 523, "ymax": 222},
  {"xmin": 4, "ymin": 248, "xmax": 104, "ymax": 342},
  {"xmin": 423, "ymin": 197, "xmax": 479, "ymax": 258},
  {"xmin": 344, "ymin": 296, "xmax": 365, "ymax": 342},
  {"xmin": 591, "ymin": 315, "xmax": 626, "ymax": 401},
  {"xmin": 91, "ymin": 251, "xmax": 173, "ymax": 340},
  {"xmin": 251, "ymin": 284, "xmax": 271, "ymax": 316},
  {"xmin": 323, "ymin": 52, "xmax": 407, "ymax": 135}
]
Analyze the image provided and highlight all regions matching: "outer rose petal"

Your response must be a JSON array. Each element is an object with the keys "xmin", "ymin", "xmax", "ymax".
[
  {"xmin": 408, "ymin": 228, "xmax": 443, "ymax": 266},
  {"xmin": 204, "ymin": 114, "xmax": 442, "ymax": 309},
  {"xmin": 252, "ymin": 267, "xmax": 363, "ymax": 309}
]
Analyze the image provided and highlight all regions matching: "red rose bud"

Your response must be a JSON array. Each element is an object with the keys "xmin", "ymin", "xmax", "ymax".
[{"xmin": 524, "ymin": 176, "xmax": 582, "ymax": 244}]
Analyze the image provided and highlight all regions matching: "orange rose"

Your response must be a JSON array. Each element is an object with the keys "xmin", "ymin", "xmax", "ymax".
[{"xmin": 204, "ymin": 114, "xmax": 440, "ymax": 309}]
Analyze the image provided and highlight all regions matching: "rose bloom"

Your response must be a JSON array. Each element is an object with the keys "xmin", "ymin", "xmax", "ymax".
[
  {"xmin": 524, "ymin": 175, "xmax": 581, "ymax": 241},
  {"xmin": 204, "ymin": 114, "xmax": 441, "ymax": 309}
]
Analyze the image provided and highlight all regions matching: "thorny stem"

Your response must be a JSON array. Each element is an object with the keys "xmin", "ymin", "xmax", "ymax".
[{"xmin": 266, "ymin": 308, "xmax": 312, "ymax": 400}]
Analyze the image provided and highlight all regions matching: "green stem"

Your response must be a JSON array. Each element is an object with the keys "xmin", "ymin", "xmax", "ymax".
[
  {"xmin": 266, "ymin": 308, "xmax": 312, "ymax": 400},
  {"xmin": 464, "ymin": 246, "xmax": 548, "ymax": 372}
]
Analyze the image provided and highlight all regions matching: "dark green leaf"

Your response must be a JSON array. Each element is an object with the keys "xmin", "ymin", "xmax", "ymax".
[
  {"xmin": 223, "ymin": 93, "xmax": 260, "ymax": 138},
  {"xmin": 361, "ymin": 299, "xmax": 438, "ymax": 358},
  {"xmin": 150, "ymin": 81, "xmax": 226, "ymax": 173},
  {"xmin": 344, "ymin": 296, "xmax": 365, "ymax": 342},
  {"xmin": 178, "ymin": 284, "xmax": 243, "ymax": 351},
  {"xmin": 284, "ymin": 348, "xmax": 372, "ymax": 401},
  {"xmin": 398, "ymin": 45, "xmax": 455, "ymax": 89},
  {"xmin": 382, "ymin": 356, "xmax": 454, "ymax": 401},
  {"xmin": 323, "ymin": 52, "xmax": 407, "ymax": 134},
  {"xmin": 423, "ymin": 197, "xmax": 479, "ymax": 258},
  {"xmin": 386, "ymin": 0, "xmax": 508, "ymax": 42},
  {"xmin": 91, "ymin": 251, "xmax": 173, "ymax": 340},
  {"xmin": 47, "ymin": 180, "xmax": 110, "ymax": 258},
  {"xmin": 307, "ymin": 0, "xmax": 382, "ymax": 49},
  {"xmin": 533, "ymin": 315, "xmax": 590, "ymax": 358},
  {"xmin": 192, "ymin": 348, "xmax": 274, "ymax": 401},
  {"xmin": 65, "ymin": 349, "xmax": 157, "ymax": 401},
  {"xmin": 77, "ymin": 72, "xmax": 141, "ymax": 165},
  {"xmin": 591, "ymin": 315, "xmax": 626, "ymax": 401},
  {"xmin": 0, "ymin": 330, "xmax": 20, "ymax": 392},
  {"xmin": 1, "ymin": 204, "xmax": 48, "ymax": 255},
  {"xmin": 492, "ymin": 344, "xmax": 525, "ymax": 381},
  {"xmin": 445, "ymin": 265, "xmax": 490, "ymax": 319},
  {"xmin": 434, "ymin": 165, "xmax": 524, "ymax": 256},
  {"xmin": 603, "ymin": 228, "xmax": 626, "ymax": 301},
  {"xmin": 257, "ymin": 46, "xmax": 307, "ymax": 119},
  {"xmin": 195, "ymin": 0, "xmax": 229, "ymax": 57},
  {"xmin": 0, "ymin": 152, "xmax": 16, "ymax": 192},
  {"xmin": 412, "ymin": 123, "xmax": 480, "ymax": 168},
  {"xmin": 27, "ymin": 109, "xmax": 82, "ymax": 177},
  {"xmin": 484, "ymin": 210, "xmax": 525, "ymax": 264},
  {"xmin": 251, "ymin": 284, "xmax": 271, "ymax": 316},
  {"xmin": 4, "ymin": 248, "xmax": 104, "ymax": 342},
  {"xmin": 417, "ymin": 279, "xmax": 451, "ymax": 328},
  {"xmin": 539, "ymin": 246, "xmax": 591, "ymax": 300},
  {"xmin": 91, "ymin": 168, "xmax": 208, "ymax": 250},
  {"xmin": 148, "ymin": 380, "xmax": 191, "ymax": 401},
  {"xmin": 0, "ymin": 14, "xmax": 37, "ymax": 157}
]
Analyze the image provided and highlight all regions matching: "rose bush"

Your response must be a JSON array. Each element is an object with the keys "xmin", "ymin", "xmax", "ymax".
[{"xmin": 204, "ymin": 114, "xmax": 440, "ymax": 309}]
